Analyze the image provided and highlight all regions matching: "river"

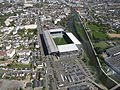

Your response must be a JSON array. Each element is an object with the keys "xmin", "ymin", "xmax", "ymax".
[{"xmin": 67, "ymin": 9, "xmax": 118, "ymax": 89}]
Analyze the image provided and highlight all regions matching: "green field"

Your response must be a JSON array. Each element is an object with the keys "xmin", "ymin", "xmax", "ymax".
[
  {"xmin": 74, "ymin": 20, "xmax": 85, "ymax": 41},
  {"xmin": 93, "ymin": 31, "xmax": 107, "ymax": 40},
  {"xmin": 87, "ymin": 23, "xmax": 108, "ymax": 40},
  {"xmin": 0, "ymin": 58, "xmax": 7, "ymax": 61},
  {"xmin": 51, "ymin": 34, "xmax": 63, "ymax": 38},
  {"xmin": 88, "ymin": 24, "xmax": 100, "ymax": 31},
  {"xmin": 94, "ymin": 42, "xmax": 111, "ymax": 53},
  {"xmin": 53, "ymin": 38, "xmax": 67, "ymax": 45},
  {"xmin": 7, "ymin": 64, "xmax": 31, "ymax": 68},
  {"xmin": 94, "ymin": 42, "xmax": 110, "ymax": 49}
]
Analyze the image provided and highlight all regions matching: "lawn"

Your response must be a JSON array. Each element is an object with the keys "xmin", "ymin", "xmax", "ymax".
[
  {"xmin": 93, "ymin": 31, "xmax": 107, "ymax": 40},
  {"xmin": 0, "ymin": 58, "xmax": 7, "ymax": 61},
  {"xmin": 7, "ymin": 64, "xmax": 31, "ymax": 68},
  {"xmin": 94, "ymin": 42, "xmax": 110, "ymax": 49},
  {"xmin": 74, "ymin": 20, "xmax": 85, "ymax": 41},
  {"xmin": 86, "ymin": 23, "xmax": 108, "ymax": 40},
  {"xmin": 0, "ymin": 10, "xmax": 24, "ymax": 26},
  {"xmin": 53, "ymin": 38, "xmax": 67, "ymax": 45},
  {"xmin": 94, "ymin": 42, "xmax": 111, "ymax": 53},
  {"xmin": 17, "ymin": 29, "xmax": 25, "ymax": 37},
  {"xmin": 88, "ymin": 24, "xmax": 100, "ymax": 31}
]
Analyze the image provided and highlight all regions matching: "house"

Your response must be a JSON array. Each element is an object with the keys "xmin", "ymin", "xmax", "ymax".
[
  {"xmin": 54, "ymin": 18, "xmax": 61, "ymax": 24},
  {"xmin": 6, "ymin": 44, "xmax": 12, "ymax": 50},
  {"xmin": 6, "ymin": 49, "xmax": 15, "ymax": 58},
  {"xmin": 13, "ymin": 29, "xmax": 18, "ymax": 35},
  {"xmin": 0, "ymin": 61, "xmax": 11, "ymax": 66},
  {"xmin": 25, "ymin": 24, "xmax": 37, "ymax": 30},
  {"xmin": 17, "ymin": 50, "xmax": 31, "ymax": 56},
  {"xmin": 0, "ymin": 43, "xmax": 3, "ymax": 47},
  {"xmin": 5, "ymin": 18, "xmax": 13, "ymax": 26},
  {"xmin": 14, "ymin": 43, "xmax": 20, "ymax": 49},
  {"xmin": 35, "ymin": 42, "xmax": 39, "ymax": 48},
  {"xmin": 17, "ymin": 57, "xmax": 31, "ymax": 64}
]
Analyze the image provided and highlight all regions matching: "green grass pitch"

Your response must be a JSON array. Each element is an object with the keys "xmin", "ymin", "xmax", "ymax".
[{"xmin": 53, "ymin": 38, "xmax": 67, "ymax": 45}]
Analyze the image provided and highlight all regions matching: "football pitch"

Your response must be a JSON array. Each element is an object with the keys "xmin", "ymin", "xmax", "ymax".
[{"xmin": 53, "ymin": 38, "xmax": 67, "ymax": 45}]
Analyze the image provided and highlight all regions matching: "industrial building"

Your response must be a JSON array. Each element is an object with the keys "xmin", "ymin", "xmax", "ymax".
[
  {"xmin": 43, "ymin": 28, "xmax": 82, "ymax": 58},
  {"xmin": 105, "ymin": 45, "xmax": 120, "ymax": 74}
]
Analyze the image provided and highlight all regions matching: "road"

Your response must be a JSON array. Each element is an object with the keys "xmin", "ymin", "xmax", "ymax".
[
  {"xmin": 36, "ymin": 14, "xmax": 51, "ymax": 90},
  {"xmin": 0, "ymin": 70, "xmax": 39, "ymax": 74},
  {"xmin": 36, "ymin": 15, "xmax": 44, "ymax": 57}
]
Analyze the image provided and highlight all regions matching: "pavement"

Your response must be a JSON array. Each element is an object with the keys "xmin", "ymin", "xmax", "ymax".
[{"xmin": 0, "ymin": 79, "xmax": 24, "ymax": 90}]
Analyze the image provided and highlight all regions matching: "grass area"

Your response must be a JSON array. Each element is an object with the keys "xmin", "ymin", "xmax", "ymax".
[
  {"xmin": 42, "ymin": 87, "xmax": 46, "ymax": 90},
  {"xmin": 82, "ymin": 52, "xmax": 90, "ymax": 66},
  {"xmin": 6, "ymin": 64, "xmax": 31, "ymax": 68},
  {"xmin": 0, "ymin": 10, "xmax": 24, "ymax": 26},
  {"xmin": 110, "ymin": 74, "xmax": 120, "ymax": 83},
  {"xmin": 74, "ymin": 20, "xmax": 85, "ymax": 41},
  {"xmin": 86, "ymin": 23, "xmax": 108, "ymax": 41},
  {"xmin": 17, "ymin": 29, "xmax": 25, "ymax": 37},
  {"xmin": 0, "ymin": 58, "xmax": 7, "ymax": 61},
  {"xmin": 88, "ymin": 24, "xmax": 100, "ymax": 31},
  {"xmin": 17, "ymin": 29, "xmax": 37, "ymax": 38},
  {"xmin": 8, "ymin": 21, "xmax": 15, "ymax": 26},
  {"xmin": 93, "ymin": 31, "xmax": 108, "ymax": 40},
  {"xmin": 94, "ymin": 42, "xmax": 110, "ymax": 49},
  {"xmin": 0, "ymin": 14, "xmax": 11, "ymax": 26},
  {"xmin": 53, "ymin": 38, "xmax": 67, "ymax": 45},
  {"xmin": 51, "ymin": 34, "xmax": 63, "ymax": 38},
  {"xmin": 82, "ymin": 52, "xmax": 103, "ymax": 84},
  {"xmin": 57, "ymin": 13, "xmax": 72, "ymax": 28},
  {"xmin": 94, "ymin": 42, "xmax": 111, "ymax": 54}
]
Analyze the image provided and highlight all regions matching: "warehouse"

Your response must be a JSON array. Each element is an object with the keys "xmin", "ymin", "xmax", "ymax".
[
  {"xmin": 106, "ymin": 45, "xmax": 120, "ymax": 56},
  {"xmin": 105, "ymin": 45, "xmax": 120, "ymax": 74},
  {"xmin": 43, "ymin": 28, "xmax": 82, "ymax": 57},
  {"xmin": 105, "ymin": 54, "xmax": 120, "ymax": 74}
]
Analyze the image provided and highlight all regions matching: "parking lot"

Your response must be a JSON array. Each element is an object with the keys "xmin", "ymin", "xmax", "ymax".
[{"xmin": 52, "ymin": 57, "xmax": 89, "ymax": 88}]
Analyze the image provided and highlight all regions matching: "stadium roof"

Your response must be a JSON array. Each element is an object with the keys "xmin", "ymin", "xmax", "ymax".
[
  {"xmin": 49, "ymin": 28, "xmax": 64, "ymax": 33},
  {"xmin": 43, "ymin": 31, "xmax": 58, "ymax": 54},
  {"xmin": 66, "ymin": 33, "xmax": 81, "ymax": 44},
  {"xmin": 58, "ymin": 44, "xmax": 79, "ymax": 53}
]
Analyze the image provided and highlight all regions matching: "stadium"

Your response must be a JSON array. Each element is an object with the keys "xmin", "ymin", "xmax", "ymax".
[
  {"xmin": 43, "ymin": 28, "xmax": 82, "ymax": 58},
  {"xmin": 105, "ymin": 45, "xmax": 120, "ymax": 74}
]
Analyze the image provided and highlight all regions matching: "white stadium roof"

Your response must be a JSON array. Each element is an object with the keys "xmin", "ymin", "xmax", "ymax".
[
  {"xmin": 49, "ymin": 28, "xmax": 64, "ymax": 33},
  {"xmin": 66, "ymin": 33, "xmax": 81, "ymax": 44},
  {"xmin": 43, "ymin": 29, "xmax": 81, "ymax": 54},
  {"xmin": 43, "ymin": 31, "xmax": 58, "ymax": 54},
  {"xmin": 58, "ymin": 44, "xmax": 79, "ymax": 53}
]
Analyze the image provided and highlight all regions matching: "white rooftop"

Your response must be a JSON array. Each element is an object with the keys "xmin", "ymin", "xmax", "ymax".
[
  {"xmin": 58, "ymin": 44, "xmax": 79, "ymax": 53},
  {"xmin": 66, "ymin": 32, "xmax": 81, "ymax": 44},
  {"xmin": 43, "ymin": 31, "xmax": 58, "ymax": 54},
  {"xmin": 49, "ymin": 28, "xmax": 64, "ymax": 33}
]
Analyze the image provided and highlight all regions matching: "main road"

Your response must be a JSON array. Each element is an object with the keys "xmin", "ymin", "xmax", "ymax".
[
  {"xmin": 36, "ymin": 15, "xmax": 44, "ymax": 57},
  {"xmin": 36, "ymin": 14, "xmax": 53, "ymax": 90}
]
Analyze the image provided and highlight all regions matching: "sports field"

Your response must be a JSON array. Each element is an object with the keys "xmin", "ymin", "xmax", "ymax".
[{"xmin": 53, "ymin": 38, "xmax": 67, "ymax": 45}]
